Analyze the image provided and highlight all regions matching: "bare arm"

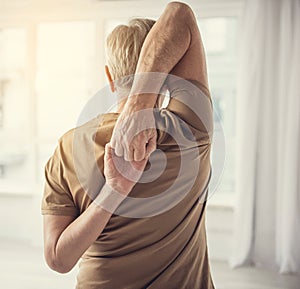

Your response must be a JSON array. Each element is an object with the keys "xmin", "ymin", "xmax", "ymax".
[
  {"xmin": 43, "ymin": 200, "xmax": 114, "ymax": 273},
  {"xmin": 111, "ymin": 1, "xmax": 208, "ymax": 161},
  {"xmin": 132, "ymin": 1, "xmax": 208, "ymax": 97},
  {"xmin": 43, "ymin": 144, "xmax": 148, "ymax": 273}
]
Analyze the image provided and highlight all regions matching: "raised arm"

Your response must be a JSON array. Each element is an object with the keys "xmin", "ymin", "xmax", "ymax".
[
  {"xmin": 110, "ymin": 2, "xmax": 208, "ymax": 161},
  {"xmin": 133, "ymin": 1, "xmax": 208, "ymax": 93}
]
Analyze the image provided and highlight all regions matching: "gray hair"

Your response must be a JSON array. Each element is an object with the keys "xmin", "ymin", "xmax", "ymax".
[{"xmin": 105, "ymin": 18, "xmax": 156, "ymax": 96}]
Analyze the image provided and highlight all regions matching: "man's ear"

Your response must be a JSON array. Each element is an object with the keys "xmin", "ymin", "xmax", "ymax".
[{"xmin": 105, "ymin": 65, "xmax": 116, "ymax": 92}]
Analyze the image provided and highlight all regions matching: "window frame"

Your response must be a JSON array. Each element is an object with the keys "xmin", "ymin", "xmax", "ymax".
[
  {"xmin": 192, "ymin": 1, "xmax": 243, "ymax": 208},
  {"xmin": 0, "ymin": 0, "xmax": 243, "ymax": 205}
]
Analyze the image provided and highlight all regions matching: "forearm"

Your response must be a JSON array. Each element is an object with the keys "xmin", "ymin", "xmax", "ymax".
[
  {"xmin": 50, "ymin": 185, "xmax": 126, "ymax": 273},
  {"xmin": 127, "ymin": 2, "xmax": 195, "ymax": 109}
]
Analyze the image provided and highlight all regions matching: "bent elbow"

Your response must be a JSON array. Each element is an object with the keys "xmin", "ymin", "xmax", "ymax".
[
  {"xmin": 166, "ymin": 1, "xmax": 196, "ymax": 29},
  {"xmin": 45, "ymin": 254, "xmax": 73, "ymax": 274},
  {"xmin": 167, "ymin": 1, "xmax": 193, "ymax": 16},
  {"xmin": 52, "ymin": 264, "xmax": 72, "ymax": 274}
]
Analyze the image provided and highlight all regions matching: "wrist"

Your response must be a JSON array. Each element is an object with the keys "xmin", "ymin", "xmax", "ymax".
[
  {"xmin": 110, "ymin": 183, "xmax": 133, "ymax": 196},
  {"xmin": 94, "ymin": 183, "xmax": 128, "ymax": 213},
  {"xmin": 127, "ymin": 93, "xmax": 158, "ymax": 110}
]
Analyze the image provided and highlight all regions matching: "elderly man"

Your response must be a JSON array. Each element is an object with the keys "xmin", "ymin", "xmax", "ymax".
[{"xmin": 42, "ymin": 2, "xmax": 214, "ymax": 288}]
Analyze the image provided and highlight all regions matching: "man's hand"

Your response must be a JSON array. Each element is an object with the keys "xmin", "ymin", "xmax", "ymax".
[
  {"xmin": 110, "ymin": 101, "xmax": 157, "ymax": 161},
  {"xmin": 104, "ymin": 142, "xmax": 149, "ymax": 194}
]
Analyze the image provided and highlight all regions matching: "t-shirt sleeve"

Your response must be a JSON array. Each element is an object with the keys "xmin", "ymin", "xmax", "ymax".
[
  {"xmin": 41, "ymin": 144, "xmax": 79, "ymax": 217},
  {"xmin": 157, "ymin": 78, "xmax": 213, "ymax": 146}
]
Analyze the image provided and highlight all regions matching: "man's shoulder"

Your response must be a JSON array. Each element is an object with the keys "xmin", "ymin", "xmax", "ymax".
[{"xmin": 57, "ymin": 113, "xmax": 119, "ymax": 151}]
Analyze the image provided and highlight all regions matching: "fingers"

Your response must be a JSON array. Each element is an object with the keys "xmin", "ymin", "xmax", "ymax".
[
  {"xmin": 132, "ymin": 129, "xmax": 157, "ymax": 161},
  {"xmin": 105, "ymin": 141, "xmax": 148, "ymax": 186},
  {"xmin": 133, "ymin": 145, "xmax": 146, "ymax": 162},
  {"xmin": 105, "ymin": 142, "xmax": 111, "ymax": 155},
  {"xmin": 115, "ymin": 140, "xmax": 134, "ymax": 161},
  {"xmin": 145, "ymin": 135, "xmax": 157, "ymax": 158},
  {"xmin": 104, "ymin": 142, "xmax": 113, "ymax": 160},
  {"xmin": 124, "ymin": 146, "xmax": 134, "ymax": 162},
  {"xmin": 113, "ymin": 135, "xmax": 156, "ymax": 161},
  {"xmin": 132, "ymin": 157, "xmax": 148, "ymax": 173},
  {"xmin": 131, "ymin": 130, "xmax": 157, "ymax": 161},
  {"xmin": 114, "ymin": 141, "xmax": 124, "ymax": 157},
  {"xmin": 110, "ymin": 136, "xmax": 116, "ymax": 150}
]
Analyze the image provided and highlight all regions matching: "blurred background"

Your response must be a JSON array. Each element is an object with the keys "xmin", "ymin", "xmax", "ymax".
[{"xmin": 0, "ymin": 0, "xmax": 299, "ymax": 288}]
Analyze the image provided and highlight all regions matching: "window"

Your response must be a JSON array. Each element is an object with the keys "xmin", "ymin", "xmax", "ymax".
[
  {"xmin": 0, "ymin": 27, "xmax": 32, "ymax": 193},
  {"xmin": 0, "ymin": 2, "xmax": 240, "ymax": 200},
  {"xmin": 0, "ymin": 22, "xmax": 97, "ymax": 193},
  {"xmin": 36, "ymin": 21, "xmax": 95, "ymax": 140},
  {"xmin": 199, "ymin": 17, "xmax": 238, "ymax": 201},
  {"xmin": 36, "ymin": 21, "xmax": 96, "ymax": 182}
]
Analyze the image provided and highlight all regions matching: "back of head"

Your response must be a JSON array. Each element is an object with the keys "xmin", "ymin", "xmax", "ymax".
[{"xmin": 105, "ymin": 18, "xmax": 156, "ymax": 96}]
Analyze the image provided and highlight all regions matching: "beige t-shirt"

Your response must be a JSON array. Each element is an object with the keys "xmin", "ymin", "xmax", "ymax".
[{"xmin": 42, "ymin": 79, "xmax": 215, "ymax": 289}]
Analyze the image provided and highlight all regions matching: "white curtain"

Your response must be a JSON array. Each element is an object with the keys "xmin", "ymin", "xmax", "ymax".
[{"xmin": 231, "ymin": 0, "xmax": 300, "ymax": 273}]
